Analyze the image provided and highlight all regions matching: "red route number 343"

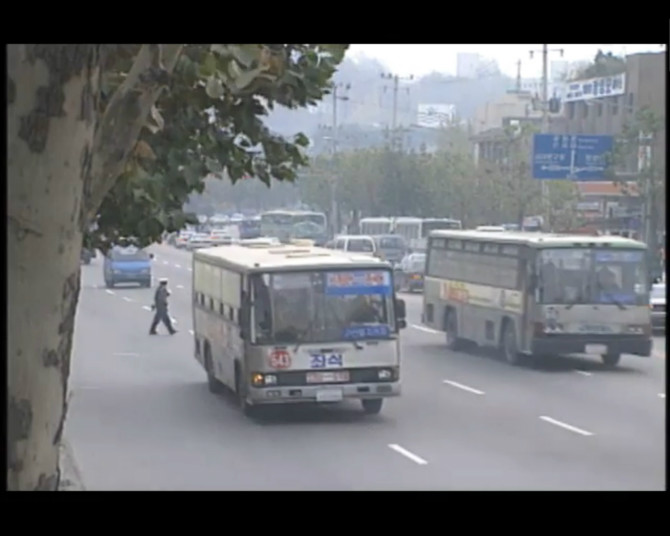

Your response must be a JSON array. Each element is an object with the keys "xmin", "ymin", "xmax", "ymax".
[{"xmin": 268, "ymin": 349, "xmax": 291, "ymax": 369}]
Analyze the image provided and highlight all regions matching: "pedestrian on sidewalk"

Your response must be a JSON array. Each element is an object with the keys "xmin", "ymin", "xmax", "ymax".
[{"xmin": 149, "ymin": 278, "xmax": 177, "ymax": 335}]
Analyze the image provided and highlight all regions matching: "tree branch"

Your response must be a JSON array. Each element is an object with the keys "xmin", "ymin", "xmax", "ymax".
[{"xmin": 84, "ymin": 44, "xmax": 184, "ymax": 222}]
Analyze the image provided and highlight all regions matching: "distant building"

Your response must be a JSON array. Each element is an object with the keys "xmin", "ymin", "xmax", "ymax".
[{"xmin": 457, "ymin": 53, "xmax": 481, "ymax": 79}]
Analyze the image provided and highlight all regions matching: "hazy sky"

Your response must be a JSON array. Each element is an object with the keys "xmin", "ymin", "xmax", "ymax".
[{"xmin": 348, "ymin": 44, "xmax": 666, "ymax": 79}]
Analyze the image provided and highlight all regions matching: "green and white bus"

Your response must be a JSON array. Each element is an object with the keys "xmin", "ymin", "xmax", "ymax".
[
  {"xmin": 422, "ymin": 230, "xmax": 652, "ymax": 368},
  {"xmin": 192, "ymin": 241, "xmax": 407, "ymax": 417},
  {"xmin": 259, "ymin": 210, "xmax": 328, "ymax": 245}
]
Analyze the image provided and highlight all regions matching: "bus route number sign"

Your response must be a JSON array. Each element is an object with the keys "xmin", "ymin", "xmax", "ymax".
[{"xmin": 269, "ymin": 349, "xmax": 291, "ymax": 369}]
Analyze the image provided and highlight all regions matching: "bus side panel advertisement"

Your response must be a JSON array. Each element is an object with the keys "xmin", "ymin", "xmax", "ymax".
[{"xmin": 439, "ymin": 280, "xmax": 522, "ymax": 314}]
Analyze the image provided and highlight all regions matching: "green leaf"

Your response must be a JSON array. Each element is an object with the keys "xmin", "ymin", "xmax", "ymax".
[
  {"xmin": 229, "ymin": 45, "xmax": 260, "ymax": 68},
  {"xmin": 230, "ymin": 67, "xmax": 265, "ymax": 93},
  {"xmin": 210, "ymin": 44, "xmax": 229, "ymax": 56},
  {"xmin": 205, "ymin": 76, "xmax": 224, "ymax": 99},
  {"xmin": 205, "ymin": 156, "xmax": 223, "ymax": 174},
  {"xmin": 200, "ymin": 52, "xmax": 218, "ymax": 77}
]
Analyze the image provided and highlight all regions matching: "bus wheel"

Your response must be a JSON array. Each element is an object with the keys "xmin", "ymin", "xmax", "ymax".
[
  {"xmin": 205, "ymin": 347, "xmax": 224, "ymax": 394},
  {"xmin": 445, "ymin": 311, "xmax": 464, "ymax": 351},
  {"xmin": 501, "ymin": 321, "xmax": 524, "ymax": 366},
  {"xmin": 361, "ymin": 398, "xmax": 383, "ymax": 414},
  {"xmin": 601, "ymin": 353, "xmax": 621, "ymax": 368}
]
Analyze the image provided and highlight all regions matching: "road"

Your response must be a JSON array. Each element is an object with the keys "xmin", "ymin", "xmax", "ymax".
[{"xmin": 65, "ymin": 243, "xmax": 666, "ymax": 490}]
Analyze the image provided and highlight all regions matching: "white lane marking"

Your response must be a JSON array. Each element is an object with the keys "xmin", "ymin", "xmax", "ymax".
[
  {"xmin": 443, "ymin": 379, "xmax": 485, "ymax": 395},
  {"xmin": 105, "ymin": 290, "xmax": 115, "ymax": 295},
  {"xmin": 142, "ymin": 306, "xmax": 152, "ymax": 311},
  {"xmin": 574, "ymin": 370, "xmax": 592, "ymax": 377},
  {"xmin": 187, "ymin": 268, "xmax": 192, "ymax": 272},
  {"xmin": 113, "ymin": 352, "xmax": 139, "ymax": 356},
  {"xmin": 388, "ymin": 444, "xmax": 428, "ymax": 465},
  {"xmin": 540, "ymin": 416, "xmax": 593, "ymax": 437},
  {"xmin": 122, "ymin": 297, "xmax": 134, "ymax": 302},
  {"xmin": 171, "ymin": 317, "xmax": 178, "ymax": 324},
  {"xmin": 163, "ymin": 261, "xmax": 169, "ymax": 265},
  {"xmin": 653, "ymin": 351, "xmax": 665, "ymax": 359},
  {"xmin": 175, "ymin": 264, "xmax": 181, "ymax": 268},
  {"xmin": 411, "ymin": 324, "xmax": 441, "ymax": 335},
  {"xmin": 659, "ymin": 393, "xmax": 665, "ymax": 399},
  {"xmin": 188, "ymin": 329, "xmax": 194, "ymax": 335},
  {"xmin": 176, "ymin": 284, "xmax": 184, "ymax": 289}
]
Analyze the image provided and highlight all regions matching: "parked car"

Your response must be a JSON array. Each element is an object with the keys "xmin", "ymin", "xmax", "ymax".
[
  {"xmin": 372, "ymin": 234, "xmax": 407, "ymax": 266},
  {"xmin": 328, "ymin": 235, "xmax": 377, "ymax": 256},
  {"xmin": 650, "ymin": 282, "xmax": 665, "ymax": 331}
]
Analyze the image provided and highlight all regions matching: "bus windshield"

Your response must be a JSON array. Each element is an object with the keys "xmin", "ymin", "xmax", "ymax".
[
  {"xmin": 538, "ymin": 248, "xmax": 648, "ymax": 306},
  {"xmin": 252, "ymin": 270, "xmax": 395, "ymax": 344},
  {"xmin": 110, "ymin": 246, "xmax": 150, "ymax": 261},
  {"xmin": 294, "ymin": 213, "xmax": 326, "ymax": 226}
]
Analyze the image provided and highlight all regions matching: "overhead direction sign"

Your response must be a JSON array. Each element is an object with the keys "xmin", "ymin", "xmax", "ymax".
[{"xmin": 532, "ymin": 134, "xmax": 613, "ymax": 181}]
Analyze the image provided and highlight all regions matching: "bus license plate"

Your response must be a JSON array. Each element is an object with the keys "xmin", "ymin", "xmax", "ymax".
[
  {"xmin": 316, "ymin": 389, "xmax": 343, "ymax": 402},
  {"xmin": 306, "ymin": 371, "xmax": 350, "ymax": 383},
  {"xmin": 585, "ymin": 344, "xmax": 607, "ymax": 354}
]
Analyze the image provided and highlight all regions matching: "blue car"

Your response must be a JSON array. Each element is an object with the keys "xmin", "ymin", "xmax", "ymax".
[{"xmin": 103, "ymin": 246, "xmax": 153, "ymax": 288}]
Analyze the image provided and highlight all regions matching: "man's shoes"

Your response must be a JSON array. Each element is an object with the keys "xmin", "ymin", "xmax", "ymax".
[
  {"xmin": 149, "ymin": 331, "xmax": 157, "ymax": 335},
  {"xmin": 169, "ymin": 330, "xmax": 177, "ymax": 335}
]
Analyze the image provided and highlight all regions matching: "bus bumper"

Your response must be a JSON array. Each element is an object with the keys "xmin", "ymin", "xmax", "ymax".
[
  {"xmin": 531, "ymin": 335, "xmax": 652, "ymax": 357},
  {"xmin": 246, "ymin": 381, "xmax": 401, "ymax": 405}
]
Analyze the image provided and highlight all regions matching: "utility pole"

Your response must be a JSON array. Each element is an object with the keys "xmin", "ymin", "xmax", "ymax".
[
  {"xmin": 381, "ymin": 72, "xmax": 413, "ymax": 150},
  {"xmin": 330, "ymin": 82, "xmax": 350, "ymax": 236},
  {"xmin": 515, "ymin": 60, "xmax": 522, "ymax": 92},
  {"xmin": 530, "ymin": 44, "xmax": 564, "ymax": 230}
]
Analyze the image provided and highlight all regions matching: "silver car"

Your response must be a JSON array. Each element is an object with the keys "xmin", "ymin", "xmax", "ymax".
[{"xmin": 650, "ymin": 282, "xmax": 665, "ymax": 331}]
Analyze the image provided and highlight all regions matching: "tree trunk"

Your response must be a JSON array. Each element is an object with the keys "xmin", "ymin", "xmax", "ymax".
[{"xmin": 7, "ymin": 45, "xmax": 101, "ymax": 490}]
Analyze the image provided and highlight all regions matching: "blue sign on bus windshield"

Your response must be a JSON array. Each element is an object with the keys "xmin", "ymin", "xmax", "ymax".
[
  {"xmin": 325, "ymin": 271, "xmax": 392, "ymax": 296},
  {"xmin": 343, "ymin": 325, "xmax": 391, "ymax": 340},
  {"xmin": 595, "ymin": 251, "xmax": 643, "ymax": 263}
]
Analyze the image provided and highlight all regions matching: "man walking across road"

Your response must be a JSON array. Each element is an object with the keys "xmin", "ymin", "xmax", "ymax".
[{"xmin": 150, "ymin": 278, "xmax": 177, "ymax": 335}]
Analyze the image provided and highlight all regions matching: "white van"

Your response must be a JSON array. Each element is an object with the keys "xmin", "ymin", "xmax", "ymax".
[{"xmin": 329, "ymin": 235, "xmax": 377, "ymax": 256}]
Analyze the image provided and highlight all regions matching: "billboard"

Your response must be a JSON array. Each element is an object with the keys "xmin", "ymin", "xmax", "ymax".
[
  {"xmin": 417, "ymin": 104, "xmax": 455, "ymax": 129},
  {"xmin": 563, "ymin": 73, "xmax": 626, "ymax": 102}
]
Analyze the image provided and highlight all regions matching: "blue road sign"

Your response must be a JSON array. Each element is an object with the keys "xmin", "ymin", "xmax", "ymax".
[{"xmin": 532, "ymin": 134, "xmax": 614, "ymax": 181}]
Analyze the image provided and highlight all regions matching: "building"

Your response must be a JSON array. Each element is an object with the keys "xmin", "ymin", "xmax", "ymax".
[{"xmin": 549, "ymin": 51, "xmax": 666, "ymax": 232}]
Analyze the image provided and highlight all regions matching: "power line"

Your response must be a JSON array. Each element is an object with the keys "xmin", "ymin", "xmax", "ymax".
[{"xmin": 381, "ymin": 72, "xmax": 413, "ymax": 149}]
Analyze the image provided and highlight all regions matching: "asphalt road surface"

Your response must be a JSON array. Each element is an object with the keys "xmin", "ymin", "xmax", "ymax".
[{"xmin": 65, "ymin": 244, "xmax": 666, "ymax": 490}]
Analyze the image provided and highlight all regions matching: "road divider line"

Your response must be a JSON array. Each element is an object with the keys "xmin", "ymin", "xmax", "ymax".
[
  {"xmin": 411, "ymin": 324, "xmax": 441, "ymax": 335},
  {"xmin": 175, "ymin": 264, "xmax": 181, "ymax": 268},
  {"xmin": 122, "ymin": 297, "xmax": 133, "ymax": 303},
  {"xmin": 539, "ymin": 416, "xmax": 593, "ymax": 437},
  {"xmin": 187, "ymin": 268, "xmax": 192, "ymax": 272},
  {"xmin": 443, "ymin": 379, "xmax": 485, "ymax": 395},
  {"xmin": 163, "ymin": 261, "xmax": 169, "ymax": 265},
  {"xmin": 388, "ymin": 444, "xmax": 428, "ymax": 465},
  {"xmin": 142, "ymin": 306, "xmax": 152, "ymax": 311},
  {"xmin": 176, "ymin": 284, "xmax": 184, "ymax": 289},
  {"xmin": 659, "ymin": 393, "xmax": 665, "ymax": 399},
  {"xmin": 113, "ymin": 352, "xmax": 139, "ymax": 356},
  {"xmin": 105, "ymin": 290, "xmax": 115, "ymax": 295},
  {"xmin": 574, "ymin": 370, "xmax": 592, "ymax": 377},
  {"xmin": 653, "ymin": 351, "xmax": 665, "ymax": 359},
  {"xmin": 189, "ymin": 329, "xmax": 194, "ymax": 335}
]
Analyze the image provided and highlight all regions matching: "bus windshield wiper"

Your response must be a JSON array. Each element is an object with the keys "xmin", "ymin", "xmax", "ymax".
[{"xmin": 596, "ymin": 281, "xmax": 627, "ymax": 310}]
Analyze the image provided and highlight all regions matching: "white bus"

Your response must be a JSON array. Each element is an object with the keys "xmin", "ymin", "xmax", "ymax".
[
  {"xmin": 359, "ymin": 217, "xmax": 394, "ymax": 236},
  {"xmin": 259, "ymin": 210, "xmax": 328, "ymax": 245},
  {"xmin": 192, "ymin": 242, "xmax": 407, "ymax": 417},
  {"xmin": 394, "ymin": 217, "xmax": 462, "ymax": 252},
  {"xmin": 423, "ymin": 230, "xmax": 652, "ymax": 368}
]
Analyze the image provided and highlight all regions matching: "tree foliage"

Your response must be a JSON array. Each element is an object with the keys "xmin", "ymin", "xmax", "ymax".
[
  {"xmin": 296, "ymin": 123, "xmax": 570, "ymax": 229},
  {"xmin": 575, "ymin": 50, "xmax": 626, "ymax": 79},
  {"xmin": 90, "ymin": 44, "xmax": 348, "ymax": 251}
]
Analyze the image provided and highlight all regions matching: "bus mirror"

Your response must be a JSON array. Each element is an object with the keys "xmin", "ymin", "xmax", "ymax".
[
  {"xmin": 395, "ymin": 298, "xmax": 406, "ymax": 319},
  {"xmin": 397, "ymin": 318, "xmax": 407, "ymax": 330},
  {"xmin": 149, "ymin": 253, "xmax": 154, "ymax": 259}
]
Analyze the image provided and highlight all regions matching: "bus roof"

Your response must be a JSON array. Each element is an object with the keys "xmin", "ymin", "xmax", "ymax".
[
  {"xmin": 359, "ymin": 216, "xmax": 393, "ymax": 222},
  {"xmin": 261, "ymin": 209, "xmax": 324, "ymax": 216},
  {"xmin": 394, "ymin": 217, "xmax": 422, "ymax": 223},
  {"xmin": 428, "ymin": 230, "xmax": 647, "ymax": 249},
  {"xmin": 194, "ymin": 243, "xmax": 390, "ymax": 272}
]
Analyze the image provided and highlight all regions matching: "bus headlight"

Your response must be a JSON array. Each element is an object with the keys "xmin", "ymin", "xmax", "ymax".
[
  {"xmin": 251, "ymin": 373, "xmax": 264, "ymax": 386},
  {"xmin": 378, "ymin": 369, "xmax": 392, "ymax": 380}
]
